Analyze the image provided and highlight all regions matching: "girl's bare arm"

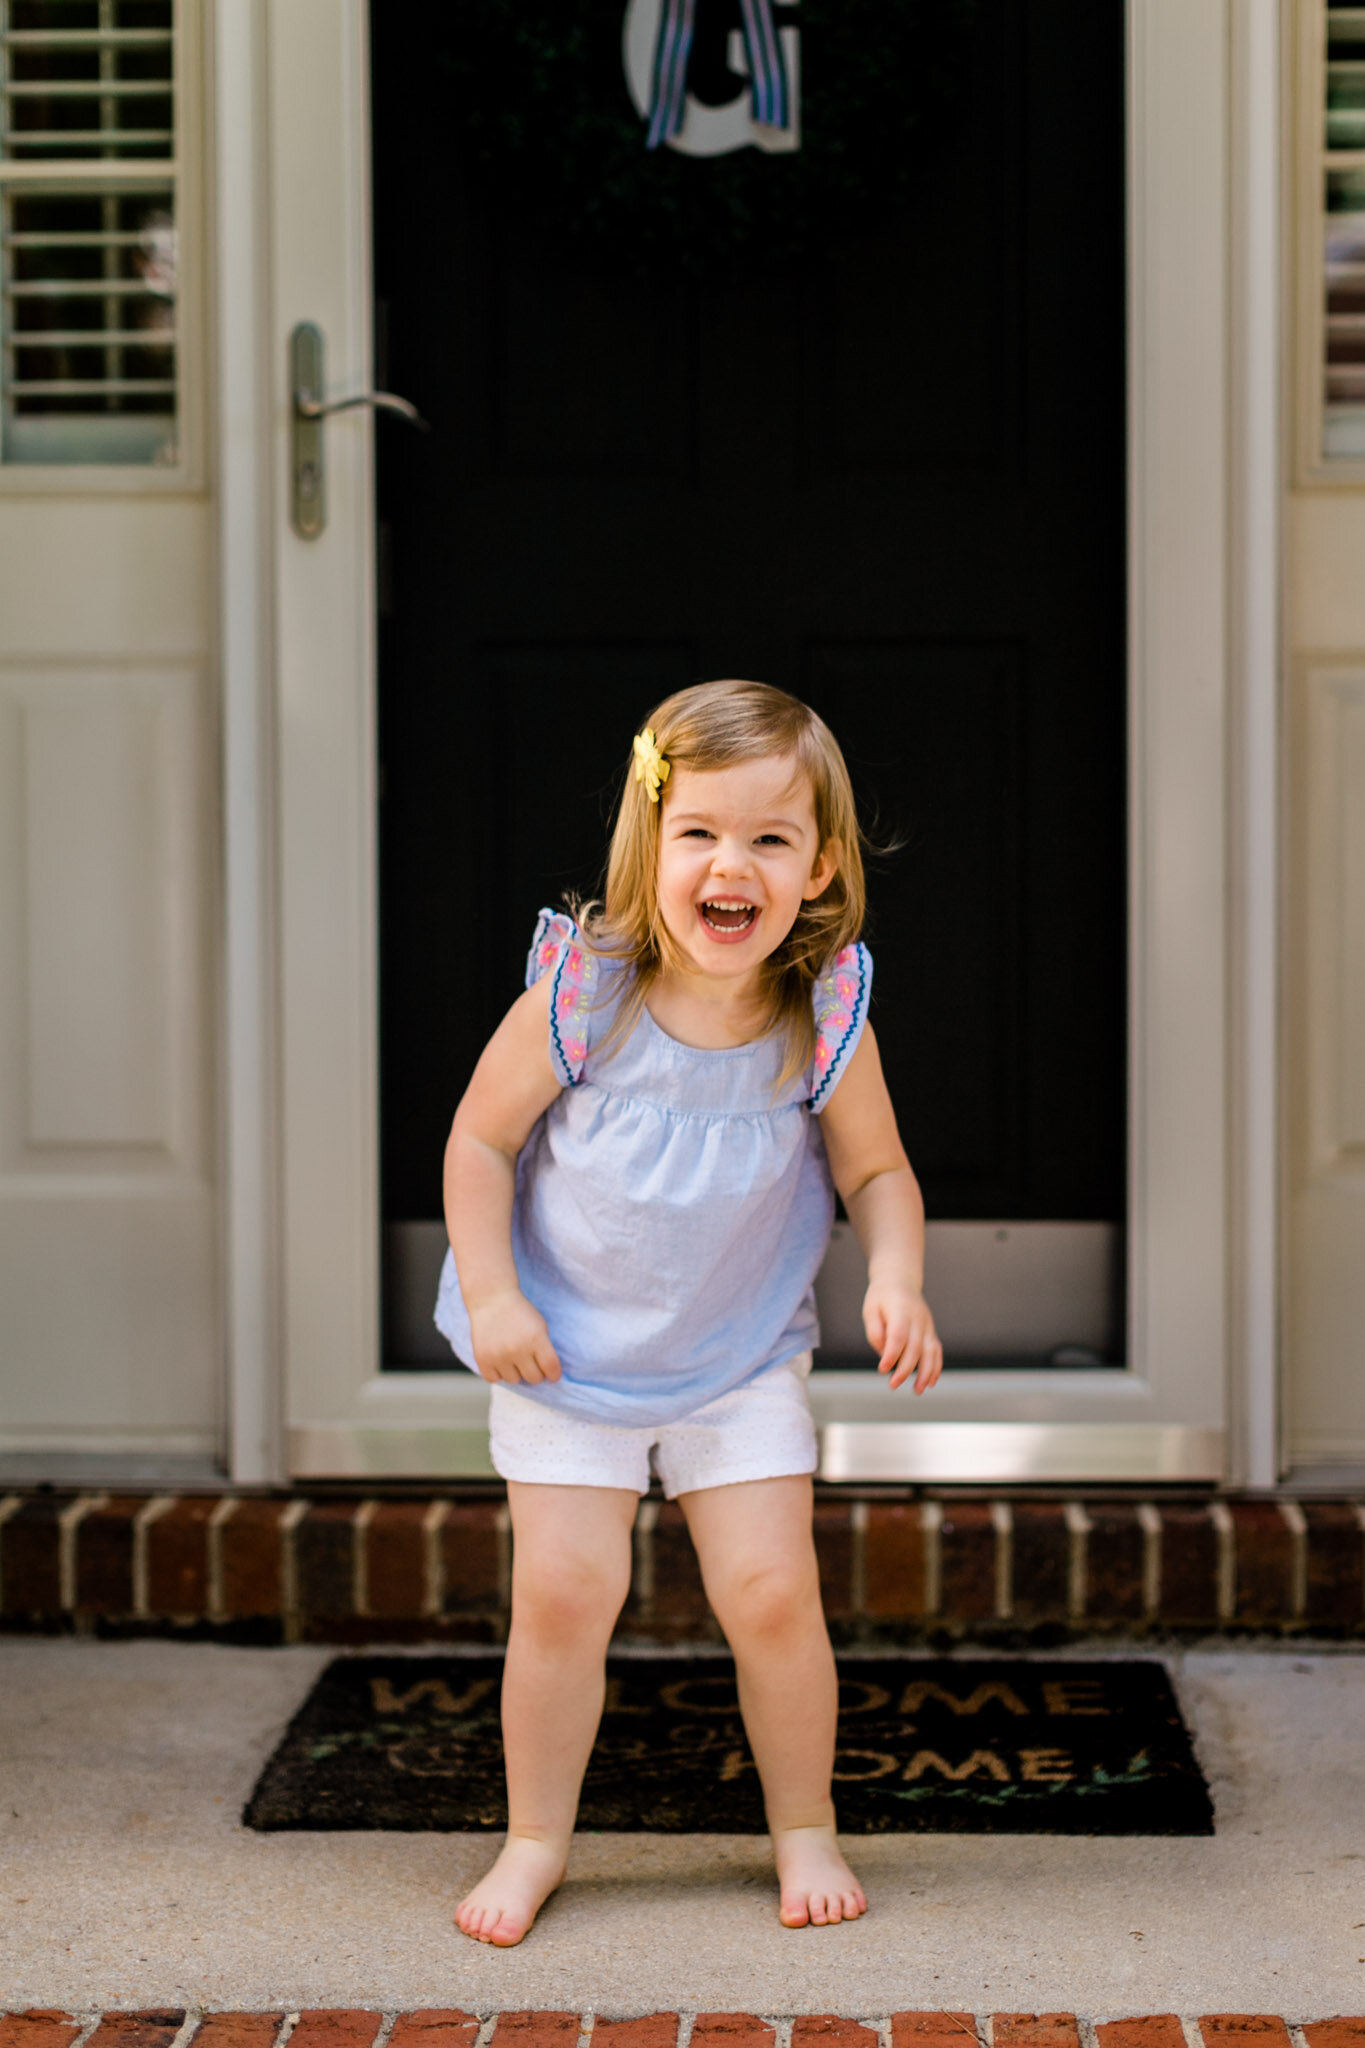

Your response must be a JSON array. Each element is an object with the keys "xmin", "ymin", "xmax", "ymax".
[
  {"xmin": 443, "ymin": 974, "xmax": 564, "ymax": 1382},
  {"xmin": 816, "ymin": 1023, "xmax": 943, "ymax": 1395}
]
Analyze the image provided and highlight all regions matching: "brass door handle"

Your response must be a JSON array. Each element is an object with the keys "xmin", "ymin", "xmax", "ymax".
[{"xmin": 290, "ymin": 320, "xmax": 427, "ymax": 538}]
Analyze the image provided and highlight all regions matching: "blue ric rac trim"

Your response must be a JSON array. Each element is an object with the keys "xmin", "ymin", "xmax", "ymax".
[
  {"xmin": 547, "ymin": 942, "xmax": 576, "ymax": 1088},
  {"xmin": 808, "ymin": 942, "xmax": 870, "ymax": 1112}
]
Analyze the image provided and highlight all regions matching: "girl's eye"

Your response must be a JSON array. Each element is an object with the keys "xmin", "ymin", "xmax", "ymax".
[
  {"xmin": 756, "ymin": 834, "xmax": 790, "ymax": 847},
  {"xmin": 681, "ymin": 827, "xmax": 713, "ymax": 840}
]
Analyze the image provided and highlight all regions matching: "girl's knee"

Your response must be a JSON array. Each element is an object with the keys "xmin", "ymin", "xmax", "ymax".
[
  {"xmin": 512, "ymin": 1545, "xmax": 632, "ymax": 1641},
  {"xmin": 712, "ymin": 1551, "xmax": 821, "ymax": 1643}
]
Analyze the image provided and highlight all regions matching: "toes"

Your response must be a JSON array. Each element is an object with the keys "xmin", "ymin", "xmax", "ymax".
[
  {"xmin": 780, "ymin": 1894, "xmax": 811, "ymax": 1927},
  {"xmin": 842, "ymin": 1888, "xmax": 865, "ymax": 1918},
  {"xmin": 490, "ymin": 1913, "xmax": 527, "ymax": 1948}
]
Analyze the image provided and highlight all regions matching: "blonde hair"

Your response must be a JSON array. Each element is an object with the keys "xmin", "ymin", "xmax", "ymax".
[{"xmin": 575, "ymin": 679, "xmax": 867, "ymax": 1085}]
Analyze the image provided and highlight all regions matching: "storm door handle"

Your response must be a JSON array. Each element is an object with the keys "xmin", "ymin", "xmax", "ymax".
[{"xmin": 290, "ymin": 319, "xmax": 427, "ymax": 538}]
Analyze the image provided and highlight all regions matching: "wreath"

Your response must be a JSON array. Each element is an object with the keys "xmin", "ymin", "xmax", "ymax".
[{"xmin": 438, "ymin": 0, "xmax": 978, "ymax": 277}]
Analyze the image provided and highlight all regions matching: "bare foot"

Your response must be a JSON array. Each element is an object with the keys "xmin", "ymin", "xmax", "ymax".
[
  {"xmin": 454, "ymin": 1834, "xmax": 566, "ymax": 1946},
  {"xmin": 772, "ymin": 1823, "xmax": 868, "ymax": 1927}
]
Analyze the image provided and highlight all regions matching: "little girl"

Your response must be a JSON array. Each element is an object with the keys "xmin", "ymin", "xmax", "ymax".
[{"xmin": 436, "ymin": 678, "xmax": 942, "ymax": 1946}]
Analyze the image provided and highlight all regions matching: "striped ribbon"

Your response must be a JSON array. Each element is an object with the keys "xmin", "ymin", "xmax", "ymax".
[{"xmin": 646, "ymin": 0, "xmax": 789, "ymax": 149}]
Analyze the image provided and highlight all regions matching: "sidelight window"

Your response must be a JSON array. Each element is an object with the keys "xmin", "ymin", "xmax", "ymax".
[
  {"xmin": 0, "ymin": 0, "xmax": 189, "ymax": 468},
  {"xmin": 1322, "ymin": 2, "xmax": 1365, "ymax": 460}
]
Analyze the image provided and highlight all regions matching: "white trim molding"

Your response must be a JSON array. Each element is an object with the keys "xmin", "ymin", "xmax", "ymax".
[
  {"xmin": 1227, "ymin": 0, "xmax": 1284, "ymax": 1488},
  {"xmin": 1120, "ymin": 0, "xmax": 1229, "ymax": 1455},
  {"xmin": 213, "ymin": 0, "xmax": 283, "ymax": 1484}
]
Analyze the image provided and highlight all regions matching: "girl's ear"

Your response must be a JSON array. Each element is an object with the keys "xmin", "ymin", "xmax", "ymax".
[{"xmin": 803, "ymin": 839, "xmax": 839, "ymax": 901}]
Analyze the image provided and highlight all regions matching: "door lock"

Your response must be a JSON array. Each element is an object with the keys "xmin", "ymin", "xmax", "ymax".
[{"xmin": 290, "ymin": 321, "xmax": 427, "ymax": 538}]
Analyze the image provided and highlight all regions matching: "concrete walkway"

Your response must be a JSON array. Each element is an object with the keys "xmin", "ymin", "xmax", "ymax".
[{"xmin": 2, "ymin": 1638, "xmax": 1363, "ymax": 2018}]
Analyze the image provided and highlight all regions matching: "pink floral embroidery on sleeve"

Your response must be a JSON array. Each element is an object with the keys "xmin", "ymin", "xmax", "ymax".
[
  {"xmin": 810, "ymin": 944, "xmax": 869, "ymax": 1108},
  {"xmin": 525, "ymin": 910, "xmax": 596, "ymax": 1082},
  {"xmin": 548, "ymin": 931, "xmax": 595, "ymax": 1083},
  {"xmin": 555, "ymin": 947, "xmax": 592, "ymax": 1074},
  {"xmin": 528, "ymin": 908, "xmax": 577, "ymax": 987}
]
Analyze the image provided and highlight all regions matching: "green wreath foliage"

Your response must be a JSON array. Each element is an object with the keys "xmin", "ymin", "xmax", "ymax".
[{"xmin": 438, "ymin": 0, "xmax": 978, "ymax": 277}]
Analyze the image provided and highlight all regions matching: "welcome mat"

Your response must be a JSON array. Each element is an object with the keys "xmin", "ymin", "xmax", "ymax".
[{"xmin": 244, "ymin": 1656, "xmax": 1213, "ymax": 1835}]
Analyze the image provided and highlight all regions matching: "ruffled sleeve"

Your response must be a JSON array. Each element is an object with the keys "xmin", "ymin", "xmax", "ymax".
[
  {"xmin": 808, "ymin": 941, "xmax": 873, "ymax": 1112},
  {"xmin": 526, "ymin": 907, "xmax": 598, "ymax": 1088}
]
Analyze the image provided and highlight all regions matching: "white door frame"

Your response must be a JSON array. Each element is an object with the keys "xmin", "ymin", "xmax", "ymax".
[{"xmin": 214, "ymin": 0, "xmax": 1282, "ymax": 1488}]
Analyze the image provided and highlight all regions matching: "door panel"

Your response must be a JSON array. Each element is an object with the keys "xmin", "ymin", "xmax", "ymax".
[{"xmin": 0, "ymin": 581, "xmax": 217, "ymax": 1462}]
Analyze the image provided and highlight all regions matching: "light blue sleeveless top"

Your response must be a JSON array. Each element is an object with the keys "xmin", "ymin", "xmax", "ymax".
[{"xmin": 434, "ymin": 910, "xmax": 873, "ymax": 1426}]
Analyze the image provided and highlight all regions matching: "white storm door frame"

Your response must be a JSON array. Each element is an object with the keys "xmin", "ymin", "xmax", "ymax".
[{"xmin": 218, "ymin": 0, "xmax": 1275, "ymax": 1485}]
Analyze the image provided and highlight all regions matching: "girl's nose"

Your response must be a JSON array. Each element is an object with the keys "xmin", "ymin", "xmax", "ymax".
[{"xmin": 711, "ymin": 835, "xmax": 752, "ymax": 875}]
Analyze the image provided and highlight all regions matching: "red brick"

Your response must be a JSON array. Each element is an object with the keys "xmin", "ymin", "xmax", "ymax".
[
  {"xmin": 814, "ymin": 1502, "xmax": 855, "ymax": 1618},
  {"xmin": 297, "ymin": 1500, "xmax": 360, "ymax": 1628},
  {"xmin": 939, "ymin": 1500, "xmax": 996, "ymax": 1621},
  {"xmin": 1097, "ymin": 2020, "xmax": 1186, "ymax": 2048},
  {"xmin": 1302, "ymin": 2025, "xmax": 1365, "ymax": 2048},
  {"xmin": 692, "ymin": 2022, "xmax": 776, "ymax": 2048},
  {"xmin": 287, "ymin": 2017, "xmax": 383, "ymax": 2048},
  {"xmin": 890, "ymin": 2019, "xmax": 981, "ymax": 2048},
  {"xmin": 0, "ymin": 2016, "xmax": 85, "ymax": 2048},
  {"xmin": 76, "ymin": 1493, "xmax": 146, "ymax": 1612},
  {"xmin": 1083, "ymin": 1502, "xmax": 1145, "ymax": 1621},
  {"xmin": 85, "ymin": 2018, "xmax": 186, "ymax": 2048},
  {"xmin": 1199, "ymin": 2023, "xmax": 1293, "ymax": 2048},
  {"xmin": 387, "ymin": 2016, "xmax": 481, "ymax": 2048},
  {"xmin": 441, "ymin": 1500, "xmax": 502, "ymax": 1613},
  {"xmin": 793, "ymin": 2023, "xmax": 879, "ymax": 2048},
  {"xmin": 865, "ymin": 1504, "xmax": 927, "ymax": 1617},
  {"xmin": 1158, "ymin": 1505, "xmax": 1220, "ymax": 1624},
  {"xmin": 1010, "ymin": 1502, "xmax": 1069, "ymax": 1624},
  {"xmin": 146, "ymin": 1495, "xmax": 218, "ymax": 1616},
  {"xmin": 993, "ymin": 2020, "xmax": 1080, "ymax": 2048},
  {"xmin": 366, "ymin": 1500, "xmax": 429, "ymax": 1617},
  {"xmin": 488, "ymin": 2020, "xmax": 580, "ymax": 2048},
  {"xmin": 0, "ymin": 1494, "xmax": 73, "ymax": 1615},
  {"xmin": 1304, "ymin": 1504, "xmax": 1365, "ymax": 1626},
  {"xmin": 1229, "ymin": 1503, "xmax": 1296, "ymax": 1624},
  {"xmin": 191, "ymin": 2018, "xmax": 285, "ymax": 2048},
  {"xmin": 220, "ymin": 1497, "xmax": 290, "ymax": 1616},
  {"xmin": 593, "ymin": 2020, "xmax": 680, "ymax": 2048}
]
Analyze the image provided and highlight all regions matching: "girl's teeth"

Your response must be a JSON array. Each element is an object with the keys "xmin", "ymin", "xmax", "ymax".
[{"xmin": 701, "ymin": 901, "xmax": 756, "ymax": 931}]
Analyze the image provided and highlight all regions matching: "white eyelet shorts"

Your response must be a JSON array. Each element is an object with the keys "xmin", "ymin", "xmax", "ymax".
[{"xmin": 487, "ymin": 1351, "xmax": 817, "ymax": 1498}]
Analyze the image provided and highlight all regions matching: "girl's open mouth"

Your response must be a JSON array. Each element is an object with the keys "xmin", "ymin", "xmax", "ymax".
[{"xmin": 699, "ymin": 899, "xmax": 758, "ymax": 936}]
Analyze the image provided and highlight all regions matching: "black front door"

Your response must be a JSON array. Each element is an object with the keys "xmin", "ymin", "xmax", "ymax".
[{"xmin": 371, "ymin": 0, "xmax": 1127, "ymax": 1366}]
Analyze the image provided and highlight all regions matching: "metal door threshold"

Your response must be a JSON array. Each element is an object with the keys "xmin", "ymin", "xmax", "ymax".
[{"xmin": 288, "ymin": 1387, "xmax": 1221, "ymax": 1484}]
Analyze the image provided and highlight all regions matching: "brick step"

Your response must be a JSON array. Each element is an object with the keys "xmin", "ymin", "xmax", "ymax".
[
  {"xmin": 2, "ymin": 2012, "xmax": 1364, "ymax": 2048},
  {"xmin": 2, "ymin": 1489, "xmax": 1363, "ymax": 1642}
]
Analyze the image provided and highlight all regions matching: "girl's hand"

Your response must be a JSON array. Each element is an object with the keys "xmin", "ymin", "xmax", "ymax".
[
  {"xmin": 864, "ymin": 1283, "xmax": 943, "ymax": 1395},
  {"xmin": 468, "ymin": 1289, "xmax": 562, "ymax": 1385}
]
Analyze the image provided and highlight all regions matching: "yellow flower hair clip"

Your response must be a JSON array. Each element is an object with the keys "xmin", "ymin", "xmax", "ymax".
[{"xmin": 633, "ymin": 728, "xmax": 671, "ymax": 804}]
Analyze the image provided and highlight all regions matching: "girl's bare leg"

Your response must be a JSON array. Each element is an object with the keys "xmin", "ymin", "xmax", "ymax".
[
  {"xmin": 678, "ymin": 1473, "xmax": 866, "ymax": 1928},
  {"xmin": 455, "ymin": 1479, "xmax": 638, "ymax": 1946}
]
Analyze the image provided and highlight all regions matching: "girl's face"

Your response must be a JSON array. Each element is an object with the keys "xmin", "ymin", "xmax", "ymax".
[{"xmin": 654, "ymin": 754, "xmax": 837, "ymax": 987}]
